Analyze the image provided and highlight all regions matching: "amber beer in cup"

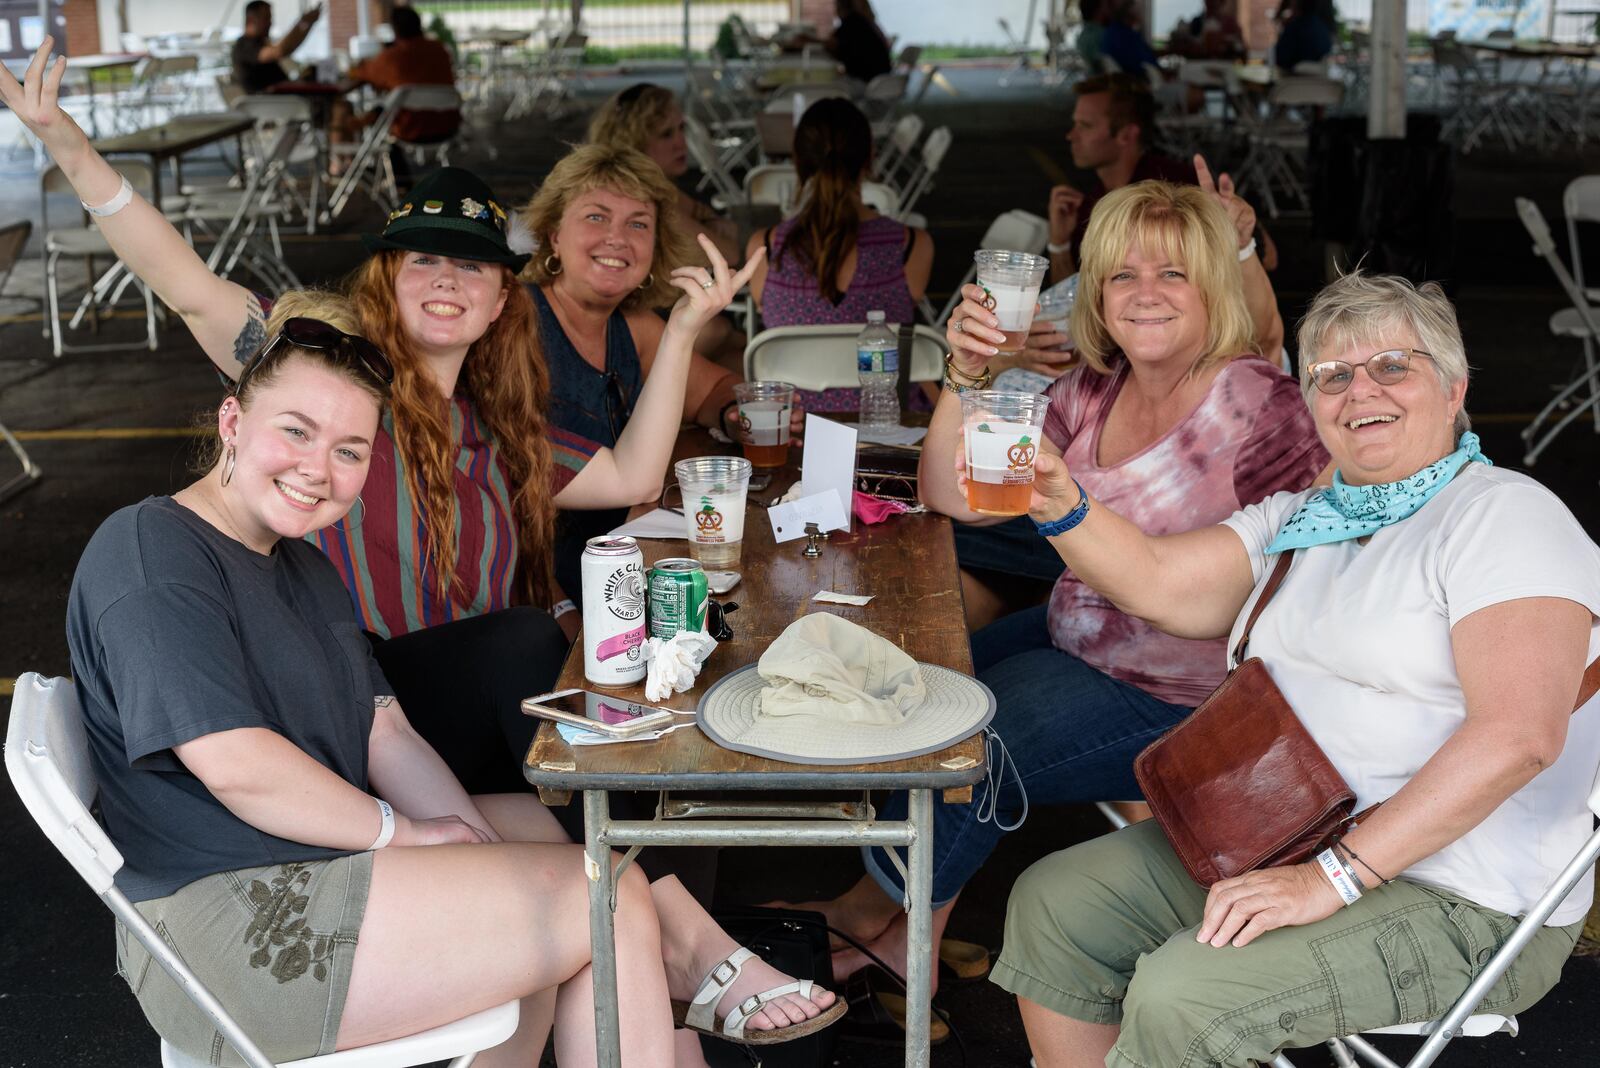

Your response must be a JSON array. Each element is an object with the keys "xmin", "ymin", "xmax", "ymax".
[
  {"xmin": 734, "ymin": 381, "xmax": 795, "ymax": 468},
  {"xmin": 974, "ymin": 249, "xmax": 1050, "ymax": 354},
  {"xmin": 960, "ymin": 390, "xmax": 1051, "ymax": 516}
]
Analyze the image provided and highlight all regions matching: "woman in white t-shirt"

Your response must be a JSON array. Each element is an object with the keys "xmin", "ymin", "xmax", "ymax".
[{"xmin": 988, "ymin": 271, "xmax": 1600, "ymax": 1068}]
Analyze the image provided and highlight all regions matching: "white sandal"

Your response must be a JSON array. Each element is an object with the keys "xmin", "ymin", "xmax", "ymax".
[{"xmin": 670, "ymin": 946, "xmax": 847, "ymax": 1045}]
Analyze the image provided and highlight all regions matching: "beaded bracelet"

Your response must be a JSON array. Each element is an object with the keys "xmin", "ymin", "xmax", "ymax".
[{"xmin": 1033, "ymin": 479, "xmax": 1089, "ymax": 537}]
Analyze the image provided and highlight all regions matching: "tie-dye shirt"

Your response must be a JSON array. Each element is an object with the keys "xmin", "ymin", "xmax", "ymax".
[{"xmin": 1042, "ymin": 355, "xmax": 1329, "ymax": 705}]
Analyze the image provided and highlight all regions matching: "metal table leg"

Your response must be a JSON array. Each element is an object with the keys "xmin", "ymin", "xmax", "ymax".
[
  {"xmin": 584, "ymin": 789, "xmax": 623, "ymax": 1068},
  {"xmin": 904, "ymin": 787, "xmax": 934, "ymax": 1068}
]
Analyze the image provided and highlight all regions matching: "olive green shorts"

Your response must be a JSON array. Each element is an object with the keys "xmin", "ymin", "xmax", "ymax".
[
  {"xmin": 116, "ymin": 853, "xmax": 373, "ymax": 1067},
  {"xmin": 992, "ymin": 821, "xmax": 1581, "ymax": 1068}
]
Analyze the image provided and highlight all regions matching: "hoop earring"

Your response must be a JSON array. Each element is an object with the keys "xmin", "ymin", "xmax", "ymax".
[
  {"xmin": 544, "ymin": 253, "xmax": 562, "ymax": 275},
  {"xmin": 221, "ymin": 444, "xmax": 237, "ymax": 487},
  {"xmin": 343, "ymin": 495, "xmax": 366, "ymax": 532},
  {"xmin": 638, "ymin": 273, "xmax": 653, "ymax": 290}
]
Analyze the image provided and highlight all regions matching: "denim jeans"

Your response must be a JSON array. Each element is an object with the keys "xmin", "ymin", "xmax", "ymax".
[{"xmin": 861, "ymin": 605, "xmax": 1193, "ymax": 906}]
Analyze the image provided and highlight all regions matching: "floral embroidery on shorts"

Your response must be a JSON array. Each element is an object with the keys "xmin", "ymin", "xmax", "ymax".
[{"xmin": 243, "ymin": 864, "xmax": 336, "ymax": 984}]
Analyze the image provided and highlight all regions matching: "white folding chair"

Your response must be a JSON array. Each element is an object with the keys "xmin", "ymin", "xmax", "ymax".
[
  {"xmin": 188, "ymin": 120, "xmax": 304, "ymax": 293},
  {"xmin": 744, "ymin": 323, "xmax": 947, "ymax": 390},
  {"xmin": 1515, "ymin": 194, "xmax": 1600, "ymax": 466},
  {"xmin": 40, "ymin": 160, "xmax": 160, "ymax": 357},
  {"xmin": 895, "ymin": 126, "xmax": 951, "ymax": 223},
  {"xmin": 686, "ymin": 114, "xmax": 747, "ymax": 209},
  {"xmin": 923, "ymin": 209, "xmax": 1049, "ymax": 327},
  {"xmin": 233, "ymin": 94, "xmax": 323, "ymax": 232},
  {"xmin": 875, "ymin": 113, "xmax": 925, "ymax": 191},
  {"xmin": 744, "ymin": 163, "xmax": 797, "ymax": 213},
  {"xmin": 862, "ymin": 181, "xmax": 900, "ymax": 218},
  {"xmin": 325, "ymin": 87, "xmax": 410, "ymax": 222},
  {"xmin": 4, "ymin": 673, "xmax": 520, "ymax": 1068},
  {"xmin": 378, "ymin": 85, "xmax": 463, "ymax": 209},
  {"xmin": 1231, "ymin": 75, "xmax": 1344, "ymax": 218},
  {"xmin": 0, "ymin": 218, "xmax": 41, "ymax": 501}
]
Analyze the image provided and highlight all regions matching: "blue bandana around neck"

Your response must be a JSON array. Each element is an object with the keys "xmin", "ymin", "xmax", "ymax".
[{"xmin": 1266, "ymin": 431, "xmax": 1491, "ymax": 553}]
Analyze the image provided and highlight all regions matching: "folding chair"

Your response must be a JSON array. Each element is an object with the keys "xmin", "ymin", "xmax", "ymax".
[
  {"xmin": 1231, "ymin": 75, "xmax": 1344, "ymax": 218},
  {"xmin": 4, "ymin": 673, "xmax": 521, "ymax": 1068},
  {"xmin": 188, "ymin": 120, "xmax": 305, "ymax": 293},
  {"xmin": 1515, "ymin": 194, "xmax": 1600, "ymax": 466},
  {"xmin": 0, "ymin": 220, "xmax": 42, "ymax": 500},
  {"xmin": 686, "ymin": 115, "xmax": 746, "ymax": 210},
  {"xmin": 744, "ymin": 163, "xmax": 797, "ymax": 213},
  {"xmin": 378, "ymin": 85, "xmax": 463, "ymax": 209},
  {"xmin": 894, "ymin": 126, "xmax": 951, "ymax": 224},
  {"xmin": 1431, "ymin": 38, "xmax": 1519, "ymax": 154},
  {"xmin": 922, "ymin": 209, "xmax": 1049, "ymax": 327},
  {"xmin": 233, "ymin": 94, "xmax": 323, "ymax": 232},
  {"xmin": 744, "ymin": 323, "xmax": 947, "ymax": 390},
  {"xmin": 874, "ymin": 113, "xmax": 925, "ymax": 191},
  {"xmin": 40, "ymin": 160, "xmax": 160, "ymax": 357},
  {"xmin": 325, "ymin": 87, "xmax": 410, "ymax": 222}
]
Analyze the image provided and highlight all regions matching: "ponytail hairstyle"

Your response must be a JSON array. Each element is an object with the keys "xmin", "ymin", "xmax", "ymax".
[
  {"xmin": 779, "ymin": 98, "xmax": 873, "ymax": 303},
  {"xmin": 347, "ymin": 251, "xmax": 558, "ymax": 607}
]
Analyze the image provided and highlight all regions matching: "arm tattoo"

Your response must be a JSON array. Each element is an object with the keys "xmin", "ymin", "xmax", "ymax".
[
  {"xmin": 374, "ymin": 695, "xmax": 395, "ymax": 708},
  {"xmin": 232, "ymin": 297, "xmax": 267, "ymax": 374}
]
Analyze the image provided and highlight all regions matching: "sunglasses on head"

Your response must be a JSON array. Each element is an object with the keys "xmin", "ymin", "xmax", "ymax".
[{"xmin": 235, "ymin": 317, "xmax": 395, "ymax": 397}]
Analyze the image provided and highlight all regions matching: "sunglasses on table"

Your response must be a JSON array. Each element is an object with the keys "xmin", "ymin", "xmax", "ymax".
[
  {"xmin": 1306, "ymin": 349, "xmax": 1435, "ymax": 396},
  {"xmin": 235, "ymin": 317, "xmax": 395, "ymax": 396}
]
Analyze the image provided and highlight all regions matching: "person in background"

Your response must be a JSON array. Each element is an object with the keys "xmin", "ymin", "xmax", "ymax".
[
  {"xmin": 1076, "ymin": 0, "xmax": 1107, "ymax": 71},
  {"xmin": 336, "ymin": 5, "xmax": 459, "ymax": 146},
  {"xmin": 585, "ymin": 83, "xmax": 746, "ymax": 368},
  {"xmin": 1048, "ymin": 72, "xmax": 1284, "ymax": 360},
  {"xmin": 232, "ymin": 0, "xmax": 319, "ymax": 93},
  {"xmin": 1170, "ymin": 0, "xmax": 1247, "ymax": 59},
  {"xmin": 1099, "ymin": 0, "xmax": 1159, "ymax": 75},
  {"xmin": 744, "ymin": 97, "xmax": 934, "ymax": 412},
  {"xmin": 818, "ymin": 0, "xmax": 893, "ymax": 82},
  {"xmin": 1274, "ymin": 0, "xmax": 1335, "ymax": 71}
]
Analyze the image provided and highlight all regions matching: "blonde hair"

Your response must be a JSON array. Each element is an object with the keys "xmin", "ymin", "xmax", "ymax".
[
  {"xmin": 586, "ymin": 84, "xmax": 679, "ymax": 156},
  {"xmin": 264, "ymin": 288, "xmax": 362, "ymax": 335},
  {"xmin": 1296, "ymin": 270, "xmax": 1471, "ymax": 435},
  {"xmin": 1071, "ymin": 180, "xmax": 1256, "ymax": 375},
  {"xmin": 518, "ymin": 143, "xmax": 698, "ymax": 311}
]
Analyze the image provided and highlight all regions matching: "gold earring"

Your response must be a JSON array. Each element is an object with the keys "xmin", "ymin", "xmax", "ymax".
[
  {"xmin": 221, "ymin": 443, "xmax": 237, "ymax": 487},
  {"xmin": 544, "ymin": 253, "xmax": 562, "ymax": 275}
]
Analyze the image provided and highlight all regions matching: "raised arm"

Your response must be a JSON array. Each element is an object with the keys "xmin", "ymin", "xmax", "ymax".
[
  {"xmin": 257, "ymin": 5, "xmax": 320, "ymax": 64},
  {"xmin": 1195, "ymin": 155, "xmax": 1283, "ymax": 359},
  {"xmin": 555, "ymin": 236, "xmax": 763, "ymax": 509},
  {"xmin": 0, "ymin": 40, "xmax": 264, "ymax": 378}
]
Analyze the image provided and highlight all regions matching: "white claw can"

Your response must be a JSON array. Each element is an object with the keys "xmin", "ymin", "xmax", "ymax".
[{"xmin": 582, "ymin": 535, "xmax": 647, "ymax": 686}]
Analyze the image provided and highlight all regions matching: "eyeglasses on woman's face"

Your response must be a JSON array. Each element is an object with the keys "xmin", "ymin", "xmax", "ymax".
[{"xmin": 1307, "ymin": 349, "xmax": 1434, "ymax": 395}]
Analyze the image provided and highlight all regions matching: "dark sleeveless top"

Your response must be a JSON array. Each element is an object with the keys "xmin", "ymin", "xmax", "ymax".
[{"xmin": 533, "ymin": 285, "xmax": 644, "ymax": 605}]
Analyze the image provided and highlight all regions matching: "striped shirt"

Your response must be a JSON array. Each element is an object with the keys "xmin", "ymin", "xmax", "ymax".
[{"xmin": 312, "ymin": 393, "xmax": 599, "ymax": 638}]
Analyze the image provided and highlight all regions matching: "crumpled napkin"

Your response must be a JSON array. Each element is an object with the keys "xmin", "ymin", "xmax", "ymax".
[
  {"xmin": 643, "ymin": 628, "xmax": 718, "ymax": 701},
  {"xmin": 853, "ymin": 491, "xmax": 912, "ymax": 525}
]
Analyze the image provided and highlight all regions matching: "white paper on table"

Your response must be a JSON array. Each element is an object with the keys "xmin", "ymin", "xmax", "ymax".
[
  {"xmin": 814, "ymin": 590, "xmax": 873, "ymax": 605},
  {"xmin": 852, "ymin": 424, "xmax": 928, "ymax": 447},
  {"xmin": 800, "ymin": 414, "xmax": 857, "ymax": 534},
  {"xmin": 769, "ymin": 489, "xmax": 849, "ymax": 543},
  {"xmin": 607, "ymin": 508, "xmax": 688, "ymax": 540}
]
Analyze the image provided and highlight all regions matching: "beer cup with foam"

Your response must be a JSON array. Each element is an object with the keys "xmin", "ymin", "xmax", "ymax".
[
  {"xmin": 669, "ymin": 456, "xmax": 752, "ymax": 568},
  {"xmin": 960, "ymin": 390, "xmax": 1052, "ymax": 516}
]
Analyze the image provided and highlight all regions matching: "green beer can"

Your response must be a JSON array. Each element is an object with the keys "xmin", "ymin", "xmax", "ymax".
[{"xmin": 648, "ymin": 558, "xmax": 709, "ymax": 640}]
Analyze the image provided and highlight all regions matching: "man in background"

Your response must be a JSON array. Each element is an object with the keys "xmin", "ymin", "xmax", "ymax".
[{"xmin": 232, "ymin": 1, "xmax": 321, "ymax": 93}]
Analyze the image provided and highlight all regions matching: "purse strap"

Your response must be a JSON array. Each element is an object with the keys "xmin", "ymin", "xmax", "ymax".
[
  {"xmin": 1231, "ymin": 550, "xmax": 1295, "ymax": 666},
  {"xmin": 1233, "ymin": 551, "xmax": 1600, "ymax": 713}
]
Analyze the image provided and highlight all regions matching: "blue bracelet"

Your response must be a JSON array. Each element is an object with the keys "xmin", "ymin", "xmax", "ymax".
[{"xmin": 1033, "ymin": 480, "xmax": 1089, "ymax": 537}]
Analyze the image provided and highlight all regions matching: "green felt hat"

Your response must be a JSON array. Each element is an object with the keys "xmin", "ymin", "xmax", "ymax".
[{"xmin": 361, "ymin": 167, "xmax": 531, "ymax": 271}]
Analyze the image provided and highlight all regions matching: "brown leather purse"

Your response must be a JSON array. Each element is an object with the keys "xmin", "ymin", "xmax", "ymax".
[{"xmin": 1134, "ymin": 551, "xmax": 1600, "ymax": 888}]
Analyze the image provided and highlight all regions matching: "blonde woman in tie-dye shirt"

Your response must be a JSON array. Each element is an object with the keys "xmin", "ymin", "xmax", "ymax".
[{"xmin": 793, "ymin": 179, "xmax": 1329, "ymax": 991}]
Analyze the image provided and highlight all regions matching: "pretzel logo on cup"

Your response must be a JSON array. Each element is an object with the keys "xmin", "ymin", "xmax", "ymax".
[
  {"xmin": 696, "ymin": 504, "xmax": 724, "ymax": 533},
  {"xmin": 1007, "ymin": 438, "xmax": 1036, "ymax": 470}
]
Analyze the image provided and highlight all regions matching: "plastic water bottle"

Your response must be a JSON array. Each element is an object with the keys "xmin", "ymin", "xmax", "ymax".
[{"xmin": 856, "ymin": 311, "xmax": 900, "ymax": 432}]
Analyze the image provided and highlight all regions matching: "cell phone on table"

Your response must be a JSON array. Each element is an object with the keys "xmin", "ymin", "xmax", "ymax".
[{"xmin": 521, "ymin": 688, "xmax": 678, "ymax": 738}]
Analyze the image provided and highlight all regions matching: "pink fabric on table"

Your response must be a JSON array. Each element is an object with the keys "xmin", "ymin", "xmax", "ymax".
[
  {"xmin": 1040, "ymin": 355, "xmax": 1329, "ymax": 707},
  {"xmin": 853, "ymin": 491, "xmax": 912, "ymax": 525}
]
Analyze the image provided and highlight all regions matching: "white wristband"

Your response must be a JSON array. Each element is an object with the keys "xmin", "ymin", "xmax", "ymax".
[
  {"xmin": 550, "ymin": 598, "xmax": 577, "ymax": 619},
  {"xmin": 1237, "ymin": 237, "xmax": 1257, "ymax": 262},
  {"xmin": 1046, "ymin": 239, "xmax": 1072, "ymax": 255},
  {"xmin": 82, "ymin": 175, "xmax": 135, "ymax": 218},
  {"xmin": 1315, "ymin": 847, "xmax": 1363, "ymax": 906},
  {"xmin": 369, "ymin": 797, "xmax": 395, "ymax": 850}
]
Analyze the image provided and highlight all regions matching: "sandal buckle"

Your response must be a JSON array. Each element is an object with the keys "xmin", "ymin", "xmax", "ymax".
[
  {"xmin": 739, "ymin": 994, "xmax": 763, "ymax": 1017},
  {"xmin": 712, "ymin": 960, "xmax": 739, "ymax": 987}
]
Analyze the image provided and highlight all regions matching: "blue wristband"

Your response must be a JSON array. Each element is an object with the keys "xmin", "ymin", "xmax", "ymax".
[{"xmin": 1033, "ymin": 479, "xmax": 1089, "ymax": 537}]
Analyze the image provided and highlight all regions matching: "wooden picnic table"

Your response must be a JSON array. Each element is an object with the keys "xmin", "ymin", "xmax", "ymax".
[{"xmin": 525, "ymin": 425, "xmax": 983, "ymax": 1068}]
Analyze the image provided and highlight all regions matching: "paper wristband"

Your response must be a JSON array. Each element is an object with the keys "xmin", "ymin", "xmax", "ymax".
[
  {"xmin": 370, "ymin": 798, "xmax": 395, "ymax": 850},
  {"xmin": 1316, "ymin": 847, "xmax": 1363, "ymax": 906},
  {"xmin": 82, "ymin": 176, "xmax": 135, "ymax": 218}
]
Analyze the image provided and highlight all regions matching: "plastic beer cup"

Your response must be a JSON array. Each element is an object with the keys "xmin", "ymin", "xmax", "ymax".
[
  {"xmin": 974, "ymin": 249, "xmax": 1050, "ymax": 354},
  {"xmin": 960, "ymin": 390, "xmax": 1051, "ymax": 516},
  {"xmin": 734, "ymin": 381, "xmax": 795, "ymax": 469},
  {"xmin": 669, "ymin": 456, "xmax": 752, "ymax": 568}
]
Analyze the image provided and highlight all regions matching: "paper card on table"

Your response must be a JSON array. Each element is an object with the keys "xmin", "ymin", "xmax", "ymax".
[
  {"xmin": 800, "ymin": 414, "xmax": 857, "ymax": 533},
  {"xmin": 769, "ymin": 489, "xmax": 849, "ymax": 544},
  {"xmin": 607, "ymin": 508, "xmax": 689, "ymax": 540},
  {"xmin": 814, "ymin": 590, "xmax": 873, "ymax": 605}
]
